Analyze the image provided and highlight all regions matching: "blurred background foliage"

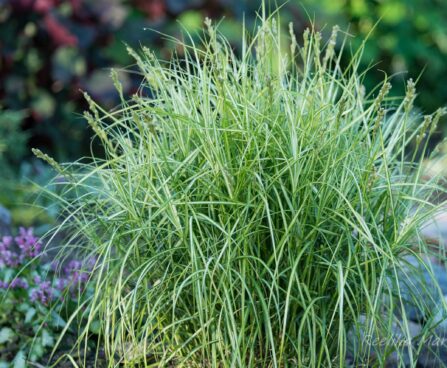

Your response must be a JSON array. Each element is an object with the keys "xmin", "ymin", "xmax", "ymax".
[{"xmin": 0, "ymin": 0, "xmax": 447, "ymax": 224}]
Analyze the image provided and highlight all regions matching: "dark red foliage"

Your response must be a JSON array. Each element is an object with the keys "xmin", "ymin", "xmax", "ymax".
[
  {"xmin": 11, "ymin": 0, "xmax": 54, "ymax": 13},
  {"xmin": 0, "ymin": 0, "xmax": 258, "ymax": 161},
  {"xmin": 33, "ymin": 0, "xmax": 54, "ymax": 14},
  {"xmin": 135, "ymin": 0, "xmax": 166, "ymax": 20},
  {"xmin": 43, "ymin": 14, "xmax": 78, "ymax": 46}
]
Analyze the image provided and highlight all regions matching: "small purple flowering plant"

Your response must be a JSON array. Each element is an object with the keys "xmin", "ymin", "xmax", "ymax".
[{"xmin": 0, "ymin": 228, "xmax": 96, "ymax": 365}]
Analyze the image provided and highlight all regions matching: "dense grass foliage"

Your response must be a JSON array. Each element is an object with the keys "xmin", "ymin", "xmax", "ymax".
[{"xmin": 42, "ymin": 11, "xmax": 447, "ymax": 367}]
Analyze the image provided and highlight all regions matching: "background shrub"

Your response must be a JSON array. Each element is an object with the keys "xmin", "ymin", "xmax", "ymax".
[{"xmin": 1, "ymin": 0, "xmax": 446, "ymax": 163}]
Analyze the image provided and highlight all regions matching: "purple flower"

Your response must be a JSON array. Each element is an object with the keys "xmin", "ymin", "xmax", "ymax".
[
  {"xmin": 0, "ymin": 236, "xmax": 13, "ymax": 249},
  {"xmin": 9, "ymin": 278, "xmax": 28, "ymax": 289},
  {"xmin": 0, "ymin": 278, "xmax": 27, "ymax": 290},
  {"xmin": 0, "ymin": 236, "xmax": 20, "ymax": 267},
  {"xmin": 50, "ymin": 260, "xmax": 60, "ymax": 271},
  {"xmin": 30, "ymin": 280, "xmax": 53, "ymax": 305},
  {"xmin": 15, "ymin": 227, "xmax": 42, "ymax": 258},
  {"xmin": 60, "ymin": 257, "xmax": 95, "ymax": 294},
  {"xmin": 55, "ymin": 277, "xmax": 67, "ymax": 291},
  {"xmin": 76, "ymin": 271, "xmax": 90, "ymax": 284},
  {"xmin": 0, "ymin": 249, "xmax": 20, "ymax": 267},
  {"xmin": 64, "ymin": 260, "xmax": 82, "ymax": 274},
  {"xmin": 86, "ymin": 256, "xmax": 97, "ymax": 270}
]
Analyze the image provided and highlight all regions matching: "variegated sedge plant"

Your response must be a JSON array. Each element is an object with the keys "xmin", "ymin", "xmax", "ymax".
[{"xmin": 34, "ymin": 6, "xmax": 447, "ymax": 368}]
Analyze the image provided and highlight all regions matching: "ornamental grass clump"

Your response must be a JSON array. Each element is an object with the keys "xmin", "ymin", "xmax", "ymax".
[{"xmin": 42, "ymin": 10, "xmax": 447, "ymax": 367}]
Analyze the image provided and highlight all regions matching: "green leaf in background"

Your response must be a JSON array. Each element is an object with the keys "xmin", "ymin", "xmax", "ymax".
[
  {"xmin": 0, "ymin": 327, "xmax": 15, "ymax": 344},
  {"xmin": 25, "ymin": 48, "xmax": 42, "ymax": 73},
  {"xmin": 0, "ymin": 109, "xmax": 27, "ymax": 159},
  {"xmin": 50, "ymin": 311, "xmax": 66, "ymax": 329},
  {"xmin": 103, "ymin": 39, "xmax": 133, "ymax": 65},
  {"xmin": 379, "ymin": 1, "xmax": 406, "ymax": 24},
  {"xmin": 89, "ymin": 319, "xmax": 101, "ymax": 335},
  {"xmin": 218, "ymin": 19, "xmax": 243, "ymax": 44},
  {"xmin": 29, "ymin": 341, "xmax": 44, "ymax": 361},
  {"xmin": 25, "ymin": 307, "xmax": 37, "ymax": 324},
  {"xmin": 178, "ymin": 11, "xmax": 203, "ymax": 33},
  {"xmin": 350, "ymin": 0, "xmax": 369, "ymax": 16},
  {"xmin": 30, "ymin": 91, "xmax": 55, "ymax": 120},
  {"xmin": 41, "ymin": 329, "xmax": 54, "ymax": 347},
  {"xmin": 317, "ymin": 0, "xmax": 345, "ymax": 12},
  {"xmin": 52, "ymin": 47, "xmax": 86, "ymax": 84},
  {"xmin": 12, "ymin": 351, "xmax": 25, "ymax": 368}
]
